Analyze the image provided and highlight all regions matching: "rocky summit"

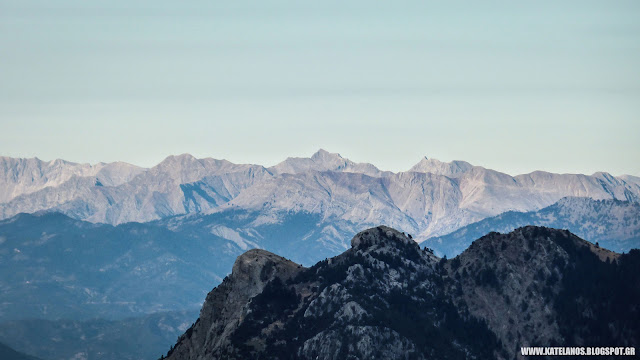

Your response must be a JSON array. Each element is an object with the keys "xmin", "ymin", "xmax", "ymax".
[{"xmin": 163, "ymin": 226, "xmax": 640, "ymax": 360}]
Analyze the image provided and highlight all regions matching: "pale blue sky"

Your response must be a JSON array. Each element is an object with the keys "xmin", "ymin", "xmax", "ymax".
[{"xmin": 1, "ymin": 1, "xmax": 639, "ymax": 175}]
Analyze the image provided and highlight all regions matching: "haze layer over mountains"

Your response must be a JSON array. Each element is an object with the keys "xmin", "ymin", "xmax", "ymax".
[{"xmin": 2, "ymin": 150, "xmax": 638, "ymax": 242}]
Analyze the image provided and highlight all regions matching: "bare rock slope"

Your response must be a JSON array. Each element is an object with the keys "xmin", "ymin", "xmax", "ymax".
[{"xmin": 2, "ymin": 151, "xmax": 639, "ymax": 241}]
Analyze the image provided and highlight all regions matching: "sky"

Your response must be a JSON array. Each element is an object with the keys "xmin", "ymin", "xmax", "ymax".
[{"xmin": 1, "ymin": 1, "xmax": 639, "ymax": 176}]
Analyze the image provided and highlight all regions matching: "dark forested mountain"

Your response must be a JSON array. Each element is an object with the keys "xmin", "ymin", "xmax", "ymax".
[
  {"xmin": 424, "ymin": 197, "xmax": 640, "ymax": 257},
  {"xmin": 163, "ymin": 226, "xmax": 640, "ymax": 360},
  {"xmin": 0, "ymin": 212, "xmax": 229, "ymax": 321},
  {"xmin": 0, "ymin": 310, "xmax": 197, "ymax": 360},
  {"xmin": 0, "ymin": 342, "xmax": 41, "ymax": 360},
  {"xmin": 0, "ymin": 210, "xmax": 362, "ymax": 321}
]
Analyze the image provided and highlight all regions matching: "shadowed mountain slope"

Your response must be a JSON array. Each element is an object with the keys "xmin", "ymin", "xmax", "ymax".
[
  {"xmin": 163, "ymin": 226, "xmax": 640, "ymax": 360},
  {"xmin": 0, "ymin": 342, "xmax": 41, "ymax": 360}
]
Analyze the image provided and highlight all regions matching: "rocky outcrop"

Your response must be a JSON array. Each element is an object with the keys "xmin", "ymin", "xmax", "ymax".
[
  {"xmin": 164, "ymin": 249, "xmax": 303, "ymax": 360},
  {"xmin": 163, "ymin": 226, "xmax": 640, "ymax": 360}
]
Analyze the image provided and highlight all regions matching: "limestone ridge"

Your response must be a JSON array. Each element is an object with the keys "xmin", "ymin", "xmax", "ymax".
[
  {"xmin": 163, "ymin": 226, "xmax": 640, "ymax": 360},
  {"xmin": 2, "ymin": 152, "xmax": 639, "ymax": 242}
]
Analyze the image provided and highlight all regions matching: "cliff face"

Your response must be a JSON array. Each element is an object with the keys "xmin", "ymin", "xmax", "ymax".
[
  {"xmin": 164, "ymin": 249, "xmax": 303, "ymax": 359},
  {"xmin": 164, "ymin": 226, "xmax": 640, "ymax": 360}
]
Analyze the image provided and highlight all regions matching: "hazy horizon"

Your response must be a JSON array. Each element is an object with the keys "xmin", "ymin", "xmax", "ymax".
[{"xmin": 1, "ymin": 1, "xmax": 639, "ymax": 176}]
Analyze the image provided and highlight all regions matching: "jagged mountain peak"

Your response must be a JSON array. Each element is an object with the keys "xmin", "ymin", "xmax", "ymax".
[
  {"xmin": 591, "ymin": 171, "xmax": 621, "ymax": 185},
  {"xmin": 151, "ymin": 154, "xmax": 254, "ymax": 179},
  {"xmin": 272, "ymin": 149, "xmax": 347, "ymax": 174},
  {"xmin": 155, "ymin": 154, "xmax": 244, "ymax": 170},
  {"xmin": 269, "ymin": 149, "xmax": 385, "ymax": 177},
  {"xmin": 0, "ymin": 156, "xmax": 145, "ymax": 203},
  {"xmin": 156, "ymin": 153, "xmax": 200, "ymax": 166},
  {"xmin": 48, "ymin": 158, "xmax": 71, "ymax": 166},
  {"xmin": 408, "ymin": 156, "xmax": 473, "ymax": 177},
  {"xmin": 311, "ymin": 148, "xmax": 343, "ymax": 160}
]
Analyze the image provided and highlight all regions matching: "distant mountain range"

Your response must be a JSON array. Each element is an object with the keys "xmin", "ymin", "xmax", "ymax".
[
  {"xmin": 1, "ymin": 150, "xmax": 639, "ymax": 240},
  {"xmin": 424, "ymin": 197, "xmax": 640, "ymax": 257}
]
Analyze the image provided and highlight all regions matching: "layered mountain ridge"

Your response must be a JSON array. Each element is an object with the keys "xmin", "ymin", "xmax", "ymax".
[
  {"xmin": 163, "ymin": 226, "xmax": 640, "ymax": 360},
  {"xmin": 0, "ymin": 156, "xmax": 144, "ymax": 202},
  {"xmin": 1, "ymin": 150, "xmax": 638, "ymax": 240},
  {"xmin": 425, "ymin": 197, "xmax": 640, "ymax": 257},
  {"xmin": 2, "ymin": 196, "xmax": 638, "ymax": 324}
]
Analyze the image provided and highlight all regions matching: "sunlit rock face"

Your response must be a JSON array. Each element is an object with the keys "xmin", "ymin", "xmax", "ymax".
[{"xmin": 1, "ymin": 151, "xmax": 639, "ymax": 241}]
